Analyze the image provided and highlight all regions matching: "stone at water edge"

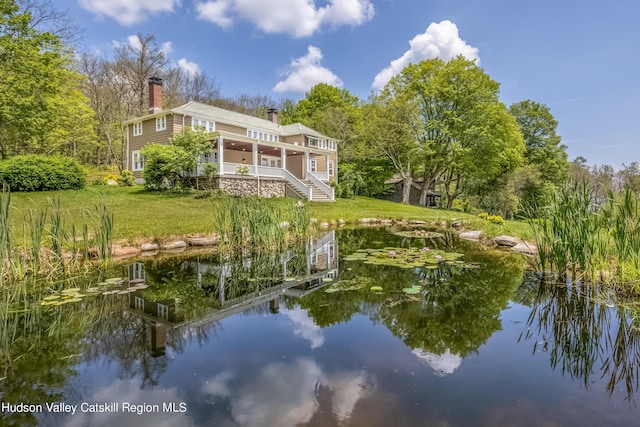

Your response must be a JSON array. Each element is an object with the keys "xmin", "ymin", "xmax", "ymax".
[
  {"xmin": 187, "ymin": 237, "xmax": 219, "ymax": 246},
  {"xmin": 510, "ymin": 241, "xmax": 538, "ymax": 255},
  {"xmin": 160, "ymin": 240, "xmax": 187, "ymax": 250},
  {"xmin": 494, "ymin": 235, "xmax": 520, "ymax": 247},
  {"xmin": 141, "ymin": 243, "xmax": 159, "ymax": 251},
  {"xmin": 458, "ymin": 230, "xmax": 482, "ymax": 241}
]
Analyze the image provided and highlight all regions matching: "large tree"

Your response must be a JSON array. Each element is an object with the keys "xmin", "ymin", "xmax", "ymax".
[
  {"xmin": 380, "ymin": 56, "xmax": 525, "ymax": 208},
  {"xmin": 0, "ymin": 0, "xmax": 94, "ymax": 159}
]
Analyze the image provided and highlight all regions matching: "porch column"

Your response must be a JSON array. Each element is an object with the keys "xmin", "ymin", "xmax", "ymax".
[
  {"xmin": 304, "ymin": 151, "xmax": 309, "ymax": 180},
  {"xmin": 252, "ymin": 142, "xmax": 258, "ymax": 175},
  {"xmin": 218, "ymin": 137, "xmax": 224, "ymax": 175},
  {"xmin": 281, "ymin": 148, "xmax": 286, "ymax": 172}
]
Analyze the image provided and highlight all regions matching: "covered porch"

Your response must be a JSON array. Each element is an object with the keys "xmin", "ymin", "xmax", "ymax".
[{"xmin": 197, "ymin": 131, "xmax": 334, "ymax": 201}]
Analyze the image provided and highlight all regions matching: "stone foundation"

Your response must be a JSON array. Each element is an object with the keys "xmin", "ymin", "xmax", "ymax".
[{"xmin": 214, "ymin": 176, "xmax": 286, "ymax": 198}]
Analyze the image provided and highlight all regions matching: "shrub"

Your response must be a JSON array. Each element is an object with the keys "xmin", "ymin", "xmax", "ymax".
[
  {"xmin": 488, "ymin": 215, "xmax": 505, "ymax": 225},
  {"xmin": 236, "ymin": 165, "xmax": 249, "ymax": 175},
  {"xmin": 477, "ymin": 212, "xmax": 489, "ymax": 220},
  {"xmin": 118, "ymin": 170, "xmax": 135, "ymax": 186},
  {"xmin": 103, "ymin": 174, "xmax": 118, "ymax": 184},
  {"xmin": 0, "ymin": 155, "xmax": 86, "ymax": 191}
]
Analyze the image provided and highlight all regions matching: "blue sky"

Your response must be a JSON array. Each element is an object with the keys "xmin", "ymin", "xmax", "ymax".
[{"xmin": 66, "ymin": 0, "xmax": 639, "ymax": 168}]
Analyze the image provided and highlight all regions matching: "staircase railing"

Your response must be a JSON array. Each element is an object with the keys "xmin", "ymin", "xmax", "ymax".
[
  {"xmin": 283, "ymin": 169, "xmax": 311, "ymax": 200},
  {"xmin": 306, "ymin": 172, "xmax": 334, "ymax": 200}
]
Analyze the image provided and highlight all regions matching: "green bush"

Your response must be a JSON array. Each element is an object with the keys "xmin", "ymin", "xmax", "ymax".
[
  {"xmin": 0, "ymin": 155, "xmax": 86, "ymax": 191},
  {"xmin": 477, "ymin": 212, "xmax": 489, "ymax": 220},
  {"xmin": 118, "ymin": 170, "xmax": 136, "ymax": 186}
]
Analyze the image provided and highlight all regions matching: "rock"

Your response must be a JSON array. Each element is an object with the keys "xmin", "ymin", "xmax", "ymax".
[
  {"xmin": 494, "ymin": 235, "xmax": 520, "ymax": 247},
  {"xmin": 459, "ymin": 230, "xmax": 482, "ymax": 241},
  {"xmin": 338, "ymin": 219, "xmax": 346, "ymax": 225},
  {"xmin": 278, "ymin": 221, "xmax": 290, "ymax": 229},
  {"xmin": 187, "ymin": 236, "xmax": 218, "ymax": 246},
  {"xmin": 359, "ymin": 218, "xmax": 376, "ymax": 223},
  {"xmin": 160, "ymin": 240, "xmax": 187, "ymax": 250},
  {"xmin": 141, "ymin": 243, "xmax": 159, "ymax": 251},
  {"xmin": 106, "ymin": 179, "xmax": 118, "ymax": 186},
  {"xmin": 380, "ymin": 219, "xmax": 393, "ymax": 224},
  {"xmin": 320, "ymin": 222, "xmax": 330, "ymax": 229},
  {"xmin": 510, "ymin": 241, "xmax": 538, "ymax": 255},
  {"xmin": 409, "ymin": 220, "xmax": 426, "ymax": 225},
  {"xmin": 141, "ymin": 250, "xmax": 158, "ymax": 257},
  {"xmin": 310, "ymin": 218, "xmax": 318, "ymax": 223},
  {"xmin": 112, "ymin": 245, "xmax": 140, "ymax": 259},
  {"xmin": 451, "ymin": 220, "xmax": 468, "ymax": 230}
]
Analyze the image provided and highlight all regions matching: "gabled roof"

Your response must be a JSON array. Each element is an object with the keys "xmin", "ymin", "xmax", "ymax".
[{"xmin": 137, "ymin": 101, "xmax": 336, "ymax": 141}]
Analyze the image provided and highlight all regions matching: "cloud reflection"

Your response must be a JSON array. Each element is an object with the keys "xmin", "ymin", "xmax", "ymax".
[
  {"xmin": 202, "ymin": 358, "xmax": 369, "ymax": 426},
  {"xmin": 412, "ymin": 348, "xmax": 462, "ymax": 376},
  {"xmin": 282, "ymin": 307, "xmax": 325, "ymax": 349}
]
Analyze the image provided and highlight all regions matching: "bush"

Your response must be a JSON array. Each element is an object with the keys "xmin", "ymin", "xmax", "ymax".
[
  {"xmin": 477, "ymin": 212, "xmax": 489, "ymax": 220},
  {"xmin": 0, "ymin": 155, "xmax": 86, "ymax": 191},
  {"xmin": 118, "ymin": 170, "xmax": 135, "ymax": 186},
  {"xmin": 488, "ymin": 215, "xmax": 505, "ymax": 225}
]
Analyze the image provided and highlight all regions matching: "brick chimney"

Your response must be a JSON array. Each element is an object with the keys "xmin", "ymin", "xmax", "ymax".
[
  {"xmin": 267, "ymin": 108, "xmax": 278, "ymax": 124},
  {"xmin": 148, "ymin": 77, "xmax": 163, "ymax": 114}
]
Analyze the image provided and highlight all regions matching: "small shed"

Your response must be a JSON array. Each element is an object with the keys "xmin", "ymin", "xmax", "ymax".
[{"xmin": 382, "ymin": 175, "xmax": 440, "ymax": 207}]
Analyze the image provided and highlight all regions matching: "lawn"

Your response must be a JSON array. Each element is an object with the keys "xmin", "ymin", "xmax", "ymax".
[{"xmin": 6, "ymin": 186, "xmax": 532, "ymax": 244}]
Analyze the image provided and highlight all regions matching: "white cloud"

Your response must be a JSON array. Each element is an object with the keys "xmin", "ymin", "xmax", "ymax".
[
  {"xmin": 283, "ymin": 307, "xmax": 325, "ymax": 349},
  {"xmin": 161, "ymin": 41, "xmax": 174, "ymax": 55},
  {"xmin": 78, "ymin": 0, "xmax": 180, "ymax": 26},
  {"xmin": 178, "ymin": 58, "xmax": 201, "ymax": 76},
  {"xmin": 372, "ymin": 20, "xmax": 480, "ymax": 90},
  {"xmin": 412, "ymin": 348, "xmax": 462, "ymax": 376},
  {"xmin": 126, "ymin": 35, "xmax": 142, "ymax": 51},
  {"xmin": 196, "ymin": 0, "xmax": 374, "ymax": 38},
  {"xmin": 202, "ymin": 359, "xmax": 369, "ymax": 427},
  {"xmin": 273, "ymin": 46, "xmax": 342, "ymax": 93}
]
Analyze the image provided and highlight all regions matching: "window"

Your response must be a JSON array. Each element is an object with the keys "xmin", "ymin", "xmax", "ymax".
[
  {"xmin": 328, "ymin": 161, "xmax": 334, "ymax": 176},
  {"xmin": 310, "ymin": 159, "xmax": 317, "ymax": 172},
  {"xmin": 308, "ymin": 137, "xmax": 318, "ymax": 147},
  {"xmin": 133, "ymin": 122, "xmax": 142, "ymax": 136},
  {"xmin": 329, "ymin": 141, "xmax": 337, "ymax": 151},
  {"xmin": 261, "ymin": 158, "xmax": 268, "ymax": 166},
  {"xmin": 192, "ymin": 117, "xmax": 214, "ymax": 132},
  {"xmin": 319, "ymin": 139, "xmax": 327, "ymax": 149},
  {"xmin": 157, "ymin": 304, "xmax": 169, "ymax": 319},
  {"xmin": 132, "ymin": 150, "xmax": 144, "ymax": 171},
  {"xmin": 155, "ymin": 116, "xmax": 166, "ymax": 131}
]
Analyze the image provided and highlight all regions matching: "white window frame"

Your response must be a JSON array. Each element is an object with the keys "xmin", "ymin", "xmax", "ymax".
[
  {"xmin": 328, "ymin": 161, "xmax": 334, "ymax": 176},
  {"xmin": 134, "ymin": 296, "xmax": 144, "ymax": 311},
  {"xmin": 310, "ymin": 159, "xmax": 317, "ymax": 172},
  {"xmin": 133, "ymin": 122, "xmax": 142, "ymax": 136},
  {"xmin": 157, "ymin": 304, "xmax": 169, "ymax": 319},
  {"xmin": 132, "ymin": 150, "xmax": 144, "ymax": 171},
  {"xmin": 155, "ymin": 116, "xmax": 166, "ymax": 131}
]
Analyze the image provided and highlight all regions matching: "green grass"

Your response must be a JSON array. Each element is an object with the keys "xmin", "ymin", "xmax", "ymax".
[{"xmin": 7, "ymin": 187, "xmax": 532, "ymax": 244}]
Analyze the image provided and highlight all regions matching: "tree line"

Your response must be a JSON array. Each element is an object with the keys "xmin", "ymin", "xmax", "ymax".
[{"xmin": 2, "ymin": 0, "xmax": 638, "ymax": 216}]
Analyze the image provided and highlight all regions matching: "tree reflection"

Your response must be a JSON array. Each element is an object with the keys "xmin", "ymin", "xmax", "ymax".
[{"xmin": 521, "ymin": 277, "xmax": 640, "ymax": 402}]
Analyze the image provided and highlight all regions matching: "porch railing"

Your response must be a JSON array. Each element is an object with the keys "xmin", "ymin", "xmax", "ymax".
[
  {"xmin": 307, "ymin": 172, "xmax": 334, "ymax": 200},
  {"xmin": 283, "ymin": 169, "xmax": 311, "ymax": 200}
]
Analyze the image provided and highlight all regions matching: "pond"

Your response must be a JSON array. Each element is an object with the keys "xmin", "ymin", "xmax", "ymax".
[{"xmin": 1, "ymin": 227, "xmax": 640, "ymax": 426}]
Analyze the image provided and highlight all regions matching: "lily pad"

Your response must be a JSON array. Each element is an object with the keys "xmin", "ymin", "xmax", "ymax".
[
  {"xmin": 62, "ymin": 288, "xmax": 81, "ymax": 293},
  {"xmin": 43, "ymin": 295, "xmax": 61, "ymax": 301},
  {"xmin": 324, "ymin": 288, "xmax": 338, "ymax": 293},
  {"xmin": 322, "ymin": 278, "xmax": 334, "ymax": 283},
  {"xmin": 370, "ymin": 286, "xmax": 383, "ymax": 292},
  {"xmin": 402, "ymin": 288, "xmax": 421, "ymax": 294},
  {"xmin": 106, "ymin": 277, "xmax": 123, "ymax": 283}
]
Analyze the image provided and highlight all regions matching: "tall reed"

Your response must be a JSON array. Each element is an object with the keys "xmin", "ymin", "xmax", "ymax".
[
  {"xmin": 528, "ymin": 182, "xmax": 640, "ymax": 288},
  {"xmin": 211, "ymin": 195, "xmax": 311, "ymax": 254}
]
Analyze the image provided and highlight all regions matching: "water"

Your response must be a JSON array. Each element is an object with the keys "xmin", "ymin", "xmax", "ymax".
[{"xmin": 1, "ymin": 227, "xmax": 640, "ymax": 426}]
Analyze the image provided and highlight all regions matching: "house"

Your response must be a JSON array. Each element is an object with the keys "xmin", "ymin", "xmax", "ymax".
[
  {"xmin": 125, "ymin": 77, "xmax": 337, "ymax": 201},
  {"xmin": 382, "ymin": 174, "xmax": 440, "ymax": 207}
]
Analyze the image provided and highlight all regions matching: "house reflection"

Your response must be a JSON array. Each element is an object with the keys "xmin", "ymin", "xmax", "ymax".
[{"xmin": 124, "ymin": 231, "xmax": 338, "ymax": 356}]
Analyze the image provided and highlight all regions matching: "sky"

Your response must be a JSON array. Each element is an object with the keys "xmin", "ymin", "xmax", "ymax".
[{"xmin": 63, "ymin": 0, "xmax": 640, "ymax": 168}]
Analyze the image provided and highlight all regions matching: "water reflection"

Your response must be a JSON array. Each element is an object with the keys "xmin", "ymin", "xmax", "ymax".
[
  {"xmin": 4, "ymin": 228, "xmax": 640, "ymax": 426},
  {"xmin": 520, "ymin": 274, "xmax": 640, "ymax": 403}
]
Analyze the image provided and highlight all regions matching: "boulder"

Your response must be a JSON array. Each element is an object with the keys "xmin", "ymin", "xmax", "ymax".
[
  {"xmin": 160, "ymin": 240, "xmax": 187, "ymax": 250},
  {"xmin": 112, "ymin": 245, "xmax": 140, "ymax": 259},
  {"xmin": 359, "ymin": 218, "xmax": 377, "ymax": 223},
  {"xmin": 459, "ymin": 230, "xmax": 482, "ymax": 241},
  {"xmin": 141, "ymin": 243, "xmax": 159, "ymax": 251},
  {"xmin": 106, "ymin": 179, "xmax": 118, "ymax": 186},
  {"xmin": 510, "ymin": 241, "xmax": 538, "ymax": 255},
  {"xmin": 187, "ymin": 236, "xmax": 218, "ymax": 246},
  {"xmin": 494, "ymin": 235, "xmax": 520, "ymax": 247}
]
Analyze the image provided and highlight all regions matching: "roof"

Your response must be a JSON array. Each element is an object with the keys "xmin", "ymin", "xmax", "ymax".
[
  {"xmin": 384, "ymin": 174, "xmax": 440, "ymax": 195},
  {"xmin": 131, "ymin": 101, "xmax": 336, "ymax": 141}
]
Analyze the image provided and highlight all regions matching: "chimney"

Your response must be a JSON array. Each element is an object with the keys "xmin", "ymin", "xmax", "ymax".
[
  {"xmin": 267, "ymin": 108, "xmax": 278, "ymax": 124},
  {"xmin": 148, "ymin": 77, "xmax": 163, "ymax": 114}
]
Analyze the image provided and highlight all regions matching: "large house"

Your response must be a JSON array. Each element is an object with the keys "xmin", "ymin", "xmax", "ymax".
[{"xmin": 125, "ymin": 77, "xmax": 337, "ymax": 201}]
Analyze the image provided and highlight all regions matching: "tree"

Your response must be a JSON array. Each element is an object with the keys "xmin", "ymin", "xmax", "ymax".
[
  {"xmin": 141, "ymin": 128, "xmax": 210, "ymax": 190},
  {"xmin": 0, "ymin": 0, "xmax": 94, "ymax": 159},
  {"xmin": 381, "ymin": 56, "xmax": 525, "ymax": 208},
  {"xmin": 509, "ymin": 100, "xmax": 568, "ymax": 185},
  {"xmin": 114, "ymin": 33, "xmax": 169, "ymax": 117}
]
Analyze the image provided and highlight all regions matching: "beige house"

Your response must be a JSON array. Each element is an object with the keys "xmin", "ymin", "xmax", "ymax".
[{"xmin": 125, "ymin": 77, "xmax": 337, "ymax": 201}]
